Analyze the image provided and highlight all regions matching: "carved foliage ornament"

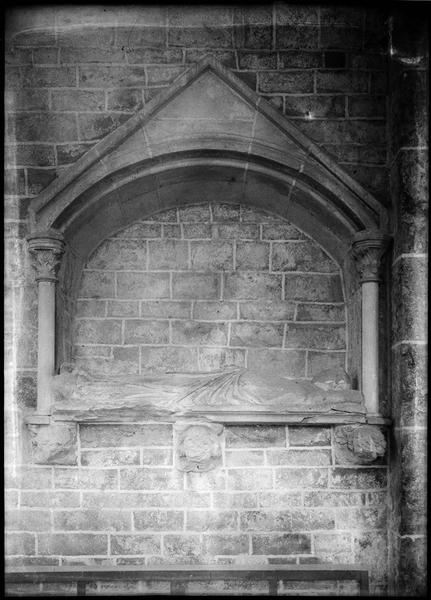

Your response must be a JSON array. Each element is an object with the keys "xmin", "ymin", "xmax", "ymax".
[
  {"xmin": 351, "ymin": 230, "xmax": 390, "ymax": 283},
  {"xmin": 27, "ymin": 231, "xmax": 65, "ymax": 282}
]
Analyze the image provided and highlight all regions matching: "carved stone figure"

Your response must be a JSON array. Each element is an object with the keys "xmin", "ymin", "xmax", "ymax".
[
  {"xmin": 175, "ymin": 421, "xmax": 223, "ymax": 472},
  {"xmin": 334, "ymin": 424, "xmax": 386, "ymax": 464},
  {"xmin": 28, "ymin": 422, "xmax": 77, "ymax": 465},
  {"xmin": 51, "ymin": 365, "xmax": 366, "ymax": 420}
]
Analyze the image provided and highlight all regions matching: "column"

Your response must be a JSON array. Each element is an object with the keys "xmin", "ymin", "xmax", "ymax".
[
  {"xmin": 351, "ymin": 230, "xmax": 390, "ymax": 415},
  {"xmin": 27, "ymin": 230, "xmax": 65, "ymax": 416}
]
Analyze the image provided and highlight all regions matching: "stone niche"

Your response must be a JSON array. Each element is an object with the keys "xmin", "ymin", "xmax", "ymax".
[{"xmin": 27, "ymin": 204, "xmax": 387, "ymax": 468}]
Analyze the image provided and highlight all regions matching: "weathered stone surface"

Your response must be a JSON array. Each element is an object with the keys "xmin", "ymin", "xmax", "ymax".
[
  {"xmin": 230, "ymin": 322, "xmax": 284, "ymax": 347},
  {"xmin": 193, "ymin": 301, "xmax": 236, "ymax": 320},
  {"xmin": 28, "ymin": 423, "xmax": 78, "ymax": 465},
  {"xmin": 224, "ymin": 272, "xmax": 282, "ymax": 300},
  {"xmin": 392, "ymin": 256, "xmax": 427, "ymax": 342},
  {"xmin": 134, "ymin": 510, "xmax": 184, "ymax": 531},
  {"xmin": 271, "ymin": 242, "xmax": 337, "ymax": 272},
  {"xmin": 175, "ymin": 422, "xmax": 223, "ymax": 472},
  {"xmin": 186, "ymin": 470, "xmax": 226, "ymax": 492},
  {"xmin": 203, "ymin": 534, "xmax": 249, "ymax": 555},
  {"xmin": 141, "ymin": 346, "xmax": 199, "ymax": 373},
  {"xmin": 336, "ymin": 507, "xmax": 386, "ymax": 529},
  {"xmin": 79, "ymin": 271, "xmax": 115, "ymax": 298},
  {"xmin": 88, "ymin": 239, "xmax": 147, "ymax": 270},
  {"xmin": 9, "ymin": 112, "xmax": 78, "ymax": 142},
  {"xmin": 226, "ymin": 425, "xmax": 286, "ymax": 448},
  {"xmin": 80, "ymin": 424, "xmax": 172, "ymax": 447},
  {"xmin": 124, "ymin": 319, "xmax": 169, "ymax": 344},
  {"xmin": 285, "ymin": 324, "xmax": 346, "ymax": 350},
  {"xmin": 303, "ymin": 491, "xmax": 365, "ymax": 507},
  {"xmin": 53, "ymin": 468, "xmax": 118, "ymax": 490},
  {"xmin": 314, "ymin": 532, "xmax": 352, "ymax": 562},
  {"xmin": 186, "ymin": 510, "xmax": 238, "ymax": 532},
  {"xmin": 141, "ymin": 301, "xmax": 191, "ymax": 319},
  {"xmin": 252, "ymin": 533, "xmax": 311, "ymax": 555},
  {"xmin": 173, "ymin": 273, "xmax": 219, "ymax": 299},
  {"xmin": 6, "ymin": 510, "xmax": 51, "ymax": 532},
  {"xmin": 398, "ymin": 428, "xmax": 426, "ymax": 536},
  {"xmin": 117, "ymin": 272, "xmax": 170, "ymax": 299},
  {"xmin": 330, "ymin": 467, "xmax": 387, "ymax": 489},
  {"xmin": 236, "ymin": 242, "xmax": 269, "ymax": 270},
  {"xmin": 259, "ymin": 71, "xmax": 314, "ymax": 93},
  {"xmin": 247, "ymin": 348, "xmax": 306, "ymax": 378},
  {"xmin": 5, "ymin": 533, "xmax": 36, "ymax": 555},
  {"xmin": 148, "ymin": 240, "xmax": 189, "ymax": 270},
  {"xmin": 334, "ymin": 425, "xmax": 386, "ymax": 465},
  {"xmin": 53, "ymin": 510, "xmax": 131, "ymax": 531},
  {"xmin": 190, "ymin": 241, "xmax": 233, "ymax": 271},
  {"xmin": 391, "ymin": 149, "xmax": 428, "ymax": 255},
  {"xmin": 111, "ymin": 534, "xmax": 160, "ymax": 555},
  {"xmin": 392, "ymin": 344, "xmax": 427, "ymax": 427},
  {"xmin": 276, "ymin": 468, "xmax": 328, "ymax": 489},
  {"xmin": 238, "ymin": 300, "xmax": 295, "ymax": 321},
  {"xmin": 354, "ymin": 530, "xmax": 388, "ymax": 589},
  {"xmin": 266, "ymin": 449, "xmax": 332, "ymax": 466},
  {"xmin": 172, "ymin": 320, "xmax": 228, "ymax": 346},
  {"xmin": 228, "ymin": 469, "xmax": 273, "ymax": 490},
  {"xmin": 163, "ymin": 534, "xmax": 203, "ymax": 559},
  {"xmin": 120, "ymin": 468, "xmax": 183, "ymax": 491},
  {"xmin": 81, "ymin": 449, "xmax": 140, "ymax": 467},
  {"xmin": 398, "ymin": 536, "xmax": 426, "ymax": 596},
  {"xmin": 284, "ymin": 274, "xmax": 343, "ymax": 301},
  {"xmin": 38, "ymin": 533, "xmax": 108, "ymax": 555},
  {"xmin": 74, "ymin": 319, "xmax": 122, "ymax": 344},
  {"xmin": 307, "ymin": 352, "xmax": 346, "ymax": 376}
]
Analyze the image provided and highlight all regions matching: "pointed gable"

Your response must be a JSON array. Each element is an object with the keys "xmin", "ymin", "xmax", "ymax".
[{"xmin": 30, "ymin": 56, "xmax": 386, "ymax": 237}]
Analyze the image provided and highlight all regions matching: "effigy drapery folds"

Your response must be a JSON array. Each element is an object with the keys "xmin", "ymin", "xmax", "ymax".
[{"xmin": 27, "ymin": 366, "xmax": 386, "ymax": 467}]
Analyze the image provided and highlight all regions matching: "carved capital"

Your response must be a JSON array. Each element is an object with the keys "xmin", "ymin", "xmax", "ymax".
[
  {"xmin": 351, "ymin": 230, "xmax": 390, "ymax": 283},
  {"xmin": 27, "ymin": 230, "xmax": 65, "ymax": 282},
  {"xmin": 334, "ymin": 424, "xmax": 386, "ymax": 465},
  {"xmin": 174, "ymin": 421, "xmax": 223, "ymax": 472}
]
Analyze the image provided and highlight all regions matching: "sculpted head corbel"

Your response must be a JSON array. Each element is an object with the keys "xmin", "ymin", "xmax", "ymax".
[{"xmin": 174, "ymin": 420, "xmax": 224, "ymax": 472}]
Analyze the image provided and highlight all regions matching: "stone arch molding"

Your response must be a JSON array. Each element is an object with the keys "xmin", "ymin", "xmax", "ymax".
[
  {"xmin": 29, "ymin": 56, "xmax": 388, "ymax": 262},
  {"xmin": 26, "ymin": 56, "xmax": 391, "ymax": 422}
]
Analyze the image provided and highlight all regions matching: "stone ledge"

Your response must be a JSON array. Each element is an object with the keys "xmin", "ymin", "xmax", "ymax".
[{"xmin": 26, "ymin": 411, "xmax": 391, "ymax": 426}]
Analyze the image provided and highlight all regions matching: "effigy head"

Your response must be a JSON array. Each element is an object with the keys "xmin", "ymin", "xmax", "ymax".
[{"xmin": 312, "ymin": 367, "xmax": 352, "ymax": 391}]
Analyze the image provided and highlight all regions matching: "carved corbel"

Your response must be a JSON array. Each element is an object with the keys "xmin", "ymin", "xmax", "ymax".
[
  {"xmin": 174, "ymin": 421, "xmax": 224, "ymax": 472},
  {"xmin": 28, "ymin": 421, "xmax": 78, "ymax": 465},
  {"xmin": 334, "ymin": 424, "xmax": 386, "ymax": 464}
]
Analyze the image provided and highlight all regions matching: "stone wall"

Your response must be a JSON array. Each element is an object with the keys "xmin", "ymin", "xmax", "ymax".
[
  {"xmin": 5, "ymin": 423, "xmax": 388, "ymax": 595},
  {"xmin": 5, "ymin": 3, "xmax": 388, "ymax": 208},
  {"xmin": 73, "ymin": 203, "xmax": 346, "ymax": 379},
  {"xmin": 6, "ymin": 3, "xmax": 423, "ymax": 597}
]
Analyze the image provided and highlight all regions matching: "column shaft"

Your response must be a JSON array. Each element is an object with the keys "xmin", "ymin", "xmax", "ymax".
[
  {"xmin": 361, "ymin": 281, "xmax": 379, "ymax": 414},
  {"xmin": 37, "ymin": 281, "xmax": 56, "ymax": 414}
]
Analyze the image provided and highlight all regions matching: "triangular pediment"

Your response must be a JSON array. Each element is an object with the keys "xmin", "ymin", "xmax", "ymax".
[{"xmin": 31, "ymin": 56, "xmax": 386, "ymax": 235}]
